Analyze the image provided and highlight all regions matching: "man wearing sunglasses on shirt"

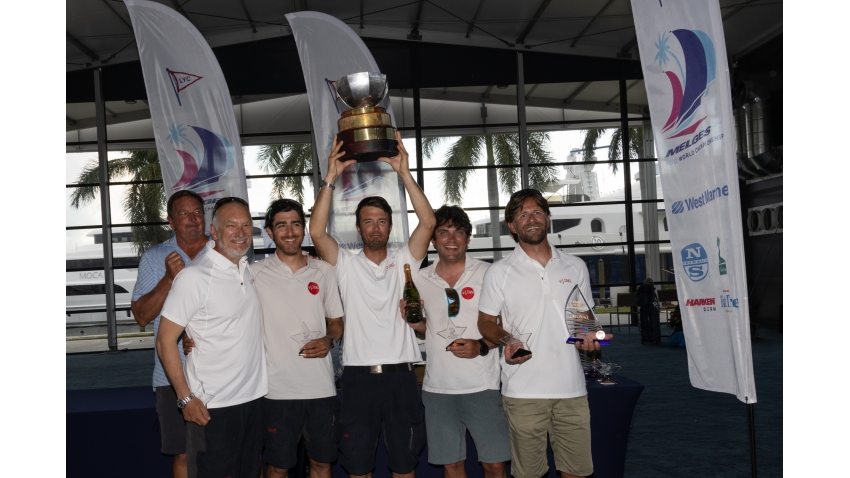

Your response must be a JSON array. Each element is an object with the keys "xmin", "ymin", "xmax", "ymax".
[
  {"xmin": 477, "ymin": 189, "xmax": 613, "ymax": 478},
  {"xmin": 157, "ymin": 196, "xmax": 268, "ymax": 478},
  {"xmin": 400, "ymin": 205, "xmax": 510, "ymax": 478},
  {"xmin": 309, "ymin": 132, "xmax": 436, "ymax": 478}
]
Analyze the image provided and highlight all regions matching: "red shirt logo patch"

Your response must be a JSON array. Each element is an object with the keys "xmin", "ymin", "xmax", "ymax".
[
  {"xmin": 308, "ymin": 282, "xmax": 320, "ymax": 295},
  {"xmin": 461, "ymin": 287, "xmax": 474, "ymax": 300}
]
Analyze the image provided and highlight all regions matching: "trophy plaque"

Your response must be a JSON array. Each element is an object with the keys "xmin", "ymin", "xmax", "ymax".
[
  {"xmin": 564, "ymin": 285, "xmax": 610, "ymax": 345},
  {"xmin": 335, "ymin": 72, "xmax": 399, "ymax": 162}
]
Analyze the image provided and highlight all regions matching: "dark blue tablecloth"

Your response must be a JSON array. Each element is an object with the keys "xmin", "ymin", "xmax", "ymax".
[{"xmin": 66, "ymin": 375, "xmax": 642, "ymax": 478}]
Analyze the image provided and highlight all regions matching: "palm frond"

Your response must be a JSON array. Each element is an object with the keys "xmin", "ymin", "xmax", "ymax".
[
  {"xmin": 422, "ymin": 136, "xmax": 448, "ymax": 160},
  {"xmin": 493, "ymin": 134, "xmax": 519, "ymax": 195},
  {"xmin": 258, "ymin": 143, "xmax": 314, "ymax": 204},
  {"xmin": 581, "ymin": 128, "xmax": 606, "ymax": 162},
  {"xmin": 526, "ymin": 132, "xmax": 559, "ymax": 192},
  {"xmin": 441, "ymin": 136, "xmax": 482, "ymax": 204}
]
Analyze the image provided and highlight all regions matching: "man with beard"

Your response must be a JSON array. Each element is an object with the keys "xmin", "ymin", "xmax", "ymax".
[
  {"xmin": 406, "ymin": 205, "xmax": 510, "ymax": 478},
  {"xmin": 477, "ymin": 189, "xmax": 613, "ymax": 478},
  {"xmin": 131, "ymin": 189, "xmax": 207, "ymax": 478},
  {"xmin": 157, "ymin": 197, "xmax": 268, "ymax": 478},
  {"xmin": 309, "ymin": 132, "xmax": 436, "ymax": 478}
]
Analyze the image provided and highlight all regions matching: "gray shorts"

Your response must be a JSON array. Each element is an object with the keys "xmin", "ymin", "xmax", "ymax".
[
  {"xmin": 421, "ymin": 389, "xmax": 511, "ymax": 466},
  {"xmin": 155, "ymin": 386, "xmax": 187, "ymax": 455}
]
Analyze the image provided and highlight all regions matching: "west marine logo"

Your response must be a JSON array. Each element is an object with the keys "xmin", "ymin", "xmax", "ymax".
[
  {"xmin": 671, "ymin": 185, "xmax": 729, "ymax": 214},
  {"xmin": 166, "ymin": 123, "xmax": 235, "ymax": 197},
  {"xmin": 166, "ymin": 68, "xmax": 203, "ymax": 107},
  {"xmin": 680, "ymin": 242, "xmax": 709, "ymax": 282},
  {"xmin": 654, "ymin": 30, "xmax": 715, "ymax": 140}
]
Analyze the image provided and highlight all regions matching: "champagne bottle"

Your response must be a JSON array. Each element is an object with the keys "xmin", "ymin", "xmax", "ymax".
[{"xmin": 403, "ymin": 264, "xmax": 423, "ymax": 324}]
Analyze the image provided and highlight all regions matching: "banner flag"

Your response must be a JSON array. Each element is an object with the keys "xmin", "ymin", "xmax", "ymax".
[
  {"xmin": 124, "ymin": 0, "xmax": 249, "ymax": 227},
  {"xmin": 631, "ymin": 0, "xmax": 756, "ymax": 403},
  {"xmin": 285, "ymin": 11, "xmax": 410, "ymax": 251}
]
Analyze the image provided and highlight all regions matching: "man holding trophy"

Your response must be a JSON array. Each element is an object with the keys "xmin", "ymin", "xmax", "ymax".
[
  {"xmin": 309, "ymin": 71, "xmax": 437, "ymax": 478},
  {"xmin": 477, "ymin": 189, "xmax": 613, "ymax": 478}
]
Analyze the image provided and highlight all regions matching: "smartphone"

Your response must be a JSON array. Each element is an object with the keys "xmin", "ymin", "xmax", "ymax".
[{"xmin": 511, "ymin": 348, "xmax": 532, "ymax": 359}]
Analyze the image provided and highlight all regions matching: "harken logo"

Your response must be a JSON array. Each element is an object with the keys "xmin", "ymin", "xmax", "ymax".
[
  {"xmin": 166, "ymin": 123, "xmax": 235, "ymax": 198},
  {"xmin": 685, "ymin": 298, "xmax": 715, "ymax": 307},
  {"xmin": 166, "ymin": 68, "xmax": 203, "ymax": 106},
  {"xmin": 654, "ymin": 30, "xmax": 716, "ymax": 140},
  {"xmin": 680, "ymin": 242, "xmax": 709, "ymax": 282}
]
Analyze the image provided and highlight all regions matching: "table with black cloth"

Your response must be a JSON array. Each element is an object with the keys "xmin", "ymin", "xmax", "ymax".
[{"xmin": 66, "ymin": 375, "xmax": 642, "ymax": 478}]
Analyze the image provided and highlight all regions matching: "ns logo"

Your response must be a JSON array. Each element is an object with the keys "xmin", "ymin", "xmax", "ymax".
[{"xmin": 680, "ymin": 242, "xmax": 709, "ymax": 282}]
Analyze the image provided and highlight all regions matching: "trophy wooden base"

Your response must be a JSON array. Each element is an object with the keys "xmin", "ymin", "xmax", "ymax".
[{"xmin": 338, "ymin": 138, "xmax": 399, "ymax": 162}]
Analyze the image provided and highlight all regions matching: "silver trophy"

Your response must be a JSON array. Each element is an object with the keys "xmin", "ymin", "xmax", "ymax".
[{"xmin": 335, "ymin": 72, "xmax": 398, "ymax": 162}]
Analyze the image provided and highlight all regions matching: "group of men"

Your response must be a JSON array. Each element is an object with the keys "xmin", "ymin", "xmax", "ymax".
[{"xmin": 133, "ymin": 132, "xmax": 611, "ymax": 478}]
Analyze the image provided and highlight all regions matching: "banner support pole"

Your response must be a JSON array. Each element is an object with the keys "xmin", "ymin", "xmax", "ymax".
[{"xmin": 748, "ymin": 403, "xmax": 757, "ymax": 477}]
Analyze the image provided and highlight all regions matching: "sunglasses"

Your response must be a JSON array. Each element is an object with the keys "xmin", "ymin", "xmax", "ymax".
[
  {"xmin": 445, "ymin": 288, "xmax": 460, "ymax": 318},
  {"xmin": 212, "ymin": 196, "xmax": 249, "ymax": 217}
]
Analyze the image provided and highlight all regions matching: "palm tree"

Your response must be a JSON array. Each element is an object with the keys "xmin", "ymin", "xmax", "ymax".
[
  {"xmin": 69, "ymin": 150, "xmax": 170, "ymax": 256},
  {"xmin": 423, "ymin": 132, "xmax": 559, "ymax": 261},
  {"xmin": 256, "ymin": 143, "xmax": 314, "ymax": 204},
  {"xmin": 70, "ymin": 145, "xmax": 314, "ymax": 256},
  {"xmin": 580, "ymin": 127, "xmax": 643, "ymax": 174}
]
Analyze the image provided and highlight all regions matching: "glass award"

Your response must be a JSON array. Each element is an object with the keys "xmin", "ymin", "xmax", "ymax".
[
  {"xmin": 564, "ymin": 284, "xmax": 609, "ymax": 345},
  {"xmin": 500, "ymin": 323, "xmax": 532, "ymax": 359},
  {"xmin": 291, "ymin": 322, "xmax": 324, "ymax": 356}
]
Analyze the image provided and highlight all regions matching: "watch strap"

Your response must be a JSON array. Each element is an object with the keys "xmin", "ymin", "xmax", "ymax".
[
  {"xmin": 177, "ymin": 393, "xmax": 195, "ymax": 409},
  {"xmin": 321, "ymin": 180, "xmax": 335, "ymax": 190},
  {"xmin": 478, "ymin": 339, "xmax": 490, "ymax": 356}
]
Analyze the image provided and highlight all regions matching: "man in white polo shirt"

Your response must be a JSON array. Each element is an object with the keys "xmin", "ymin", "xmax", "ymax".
[
  {"xmin": 309, "ymin": 132, "xmax": 436, "ymax": 478},
  {"xmin": 477, "ymin": 189, "xmax": 612, "ymax": 478},
  {"xmin": 253, "ymin": 198, "xmax": 344, "ymax": 478},
  {"xmin": 412, "ymin": 205, "xmax": 510, "ymax": 478},
  {"xmin": 157, "ymin": 197, "xmax": 268, "ymax": 478}
]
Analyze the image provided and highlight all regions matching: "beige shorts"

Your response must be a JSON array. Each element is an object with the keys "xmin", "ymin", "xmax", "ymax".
[{"xmin": 501, "ymin": 395, "xmax": 592, "ymax": 478}]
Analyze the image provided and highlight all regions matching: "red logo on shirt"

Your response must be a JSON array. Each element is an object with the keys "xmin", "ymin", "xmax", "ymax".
[
  {"xmin": 386, "ymin": 262, "xmax": 396, "ymax": 271},
  {"xmin": 308, "ymin": 282, "xmax": 320, "ymax": 295},
  {"xmin": 559, "ymin": 278, "xmax": 572, "ymax": 284},
  {"xmin": 267, "ymin": 427, "xmax": 276, "ymax": 433},
  {"xmin": 461, "ymin": 287, "xmax": 474, "ymax": 300}
]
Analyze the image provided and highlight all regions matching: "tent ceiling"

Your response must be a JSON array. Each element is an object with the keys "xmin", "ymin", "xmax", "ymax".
[{"xmin": 67, "ymin": 0, "xmax": 782, "ymax": 71}]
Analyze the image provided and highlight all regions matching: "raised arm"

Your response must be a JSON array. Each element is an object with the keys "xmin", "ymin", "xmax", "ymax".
[
  {"xmin": 156, "ymin": 317, "xmax": 210, "ymax": 425},
  {"xmin": 309, "ymin": 135, "xmax": 357, "ymax": 266},
  {"xmin": 378, "ymin": 131, "xmax": 436, "ymax": 260}
]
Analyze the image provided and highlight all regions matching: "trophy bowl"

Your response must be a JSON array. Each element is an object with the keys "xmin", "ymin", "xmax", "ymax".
[{"xmin": 336, "ymin": 72, "xmax": 398, "ymax": 162}]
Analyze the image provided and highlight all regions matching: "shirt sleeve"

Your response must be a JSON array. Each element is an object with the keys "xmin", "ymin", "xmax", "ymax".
[
  {"xmin": 321, "ymin": 265, "xmax": 344, "ymax": 319},
  {"xmin": 400, "ymin": 245, "xmax": 421, "ymax": 274},
  {"xmin": 160, "ymin": 268, "xmax": 204, "ymax": 328},
  {"xmin": 477, "ymin": 265, "xmax": 505, "ymax": 317},
  {"xmin": 333, "ymin": 247, "xmax": 349, "ymax": 282},
  {"xmin": 131, "ymin": 248, "xmax": 161, "ymax": 302}
]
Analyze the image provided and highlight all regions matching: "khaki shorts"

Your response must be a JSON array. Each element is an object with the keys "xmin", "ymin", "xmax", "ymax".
[{"xmin": 501, "ymin": 396, "xmax": 592, "ymax": 478}]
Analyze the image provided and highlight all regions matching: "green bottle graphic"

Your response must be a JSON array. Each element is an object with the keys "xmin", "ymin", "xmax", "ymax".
[{"xmin": 717, "ymin": 237, "xmax": 727, "ymax": 275}]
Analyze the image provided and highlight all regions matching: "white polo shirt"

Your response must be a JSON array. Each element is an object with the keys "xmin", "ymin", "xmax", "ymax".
[
  {"xmin": 161, "ymin": 241, "xmax": 268, "ymax": 409},
  {"xmin": 253, "ymin": 254, "xmax": 344, "ymax": 400},
  {"xmin": 418, "ymin": 255, "xmax": 500, "ymax": 394},
  {"xmin": 334, "ymin": 245, "xmax": 423, "ymax": 366},
  {"xmin": 478, "ymin": 243, "xmax": 594, "ymax": 399}
]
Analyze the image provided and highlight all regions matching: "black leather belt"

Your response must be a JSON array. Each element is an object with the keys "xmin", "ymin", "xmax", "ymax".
[{"xmin": 346, "ymin": 363, "xmax": 414, "ymax": 374}]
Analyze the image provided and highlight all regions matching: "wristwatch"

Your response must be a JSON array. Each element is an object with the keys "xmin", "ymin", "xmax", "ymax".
[
  {"xmin": 327, "ymin": 336, "xmax": 335, "ymax": 349},
  {"xmin": 478, "ymin": 339, "xmax": 490, "ymax": 356},
  {"xmin": 176, "ymin": 393, "xmax": 195, "ymax": 409},
  {"xmin": 321, "ymin": 180, "xmax": 335, "ymax": 190}
]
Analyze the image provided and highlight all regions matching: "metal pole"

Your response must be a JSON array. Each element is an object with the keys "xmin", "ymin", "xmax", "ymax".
[
  {"xmin": 94, "ymin": 68, "xmax": 118, "ymax": 352},
  {"xmin": 619, "ymin": 73, "xmax": 637, "ymax": 293},
  {"xmin": 516, "ymin": 52, "xmax": 529, "ymax": 188},
  {"xmin": 413, "ymin": 44, "xmax": 424, "ymax": 189},
  {"xmin": 748, "ymin": 403, "xmax": 758, "ymax": 477}
]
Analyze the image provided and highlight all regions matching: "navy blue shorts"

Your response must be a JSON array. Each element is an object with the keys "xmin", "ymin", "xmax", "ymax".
[
  {"xmin": 262, "ymin": 396, "xmax": 341, "ymax": 469},
  {"xmin": 338, "ymin": 365, "xmax": 426, "ymax": 475}
]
